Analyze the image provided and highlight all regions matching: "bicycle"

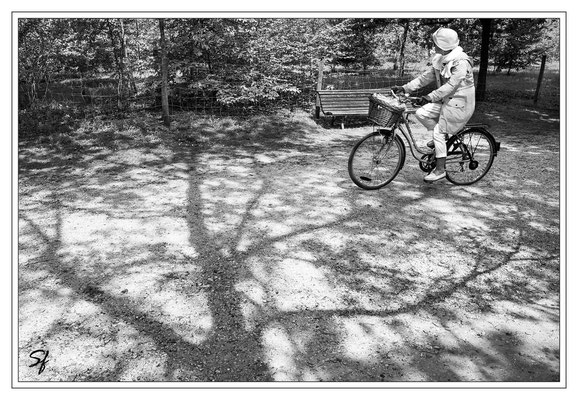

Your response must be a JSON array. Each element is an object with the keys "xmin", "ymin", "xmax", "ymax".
[{"xmin": 348, "ymin": 91, "xmax": 501, "ymax": 189}]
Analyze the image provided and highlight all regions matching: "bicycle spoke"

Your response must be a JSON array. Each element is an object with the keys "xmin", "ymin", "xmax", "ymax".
[
  {"xmin": 445, "ymin": 129, "xmax": 495, "ymax": 185},
  {"xmin": 348, "ymin": 132, "xmax": 405, "ymax": 189}
]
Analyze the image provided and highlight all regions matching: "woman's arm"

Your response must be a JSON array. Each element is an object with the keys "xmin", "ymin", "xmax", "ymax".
[
  {"xmin": 428, "ymin": 60, "xmax": 469, "ymax": 102},
  {"xmin": 402, "ymin": 66, "xmax": 437, "ymax": 93}
]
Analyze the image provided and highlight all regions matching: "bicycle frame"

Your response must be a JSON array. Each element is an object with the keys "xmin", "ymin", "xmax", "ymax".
[
  {"xmin": 384, "ymin": 109, "xmax": 500, "ymax": 162},
  {"xmin": 388, "ymin": 110, "xmax": 434, "ymax": 162},
  {"xmin": 373, "ymin": 91, "xmax": 500, "ymax": 172}
]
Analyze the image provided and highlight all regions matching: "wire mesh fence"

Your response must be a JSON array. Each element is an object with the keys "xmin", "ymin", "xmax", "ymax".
[
  {"xmin": 320, "ymin": 62, "xmax": 560, "ymax": 111},
  {"xmin": 19, "ymin": 77, "xmax": 319, "ymax": 117},
  {"xmin": 321, "ymin": 64, "xmax": 423, "ymax": 91},
  {"xmin": 18, "ymin": 61, "xmax": 560, "ymax": 120}
]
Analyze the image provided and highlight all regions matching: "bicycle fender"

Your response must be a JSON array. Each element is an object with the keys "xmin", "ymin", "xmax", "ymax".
[{"xmin": 461, "ymin": 126, "xmax": 501, "ymax": 156}]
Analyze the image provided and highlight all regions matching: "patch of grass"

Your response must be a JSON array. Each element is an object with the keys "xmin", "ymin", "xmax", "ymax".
[{"xmin": 483, "ymin": 70, "xmax": 560, "ymax": 111}]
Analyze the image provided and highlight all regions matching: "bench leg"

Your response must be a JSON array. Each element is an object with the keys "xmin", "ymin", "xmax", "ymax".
[{"xmin": 328, "ymin": 116, "xmax": 348, "ymax": 129}]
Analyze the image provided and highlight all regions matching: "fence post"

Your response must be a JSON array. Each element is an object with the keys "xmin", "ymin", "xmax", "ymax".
[
  {"xmin": 315, "ymin": 58, "xmax": 325, "ymax": 119},
  {"xmin": 533, "ymin": 54, "xmax": 547, "ymax": 105}
]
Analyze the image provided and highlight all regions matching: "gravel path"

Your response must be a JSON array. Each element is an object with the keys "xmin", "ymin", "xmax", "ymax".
[{"xmin": 18, "ymin": 103, "xmax": 561, "ymax": 384}]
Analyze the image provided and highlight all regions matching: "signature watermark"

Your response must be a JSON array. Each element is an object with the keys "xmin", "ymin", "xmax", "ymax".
[{"xmin": 29, "ymin": 350, "xmax": 49, "ymax": 375}]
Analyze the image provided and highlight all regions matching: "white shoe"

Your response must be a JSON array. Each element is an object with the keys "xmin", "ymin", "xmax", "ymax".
[
  {"xmin": 424, "ymin": 170, "xmax": 446, "ymax": 183},
  {"xmin": 418, "ymin": 140, "xmax": 434, "ymax": 148}
]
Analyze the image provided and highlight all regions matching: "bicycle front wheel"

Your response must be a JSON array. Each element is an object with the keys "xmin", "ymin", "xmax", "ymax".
[
  {"xmin": 348, "ymin": 131, "xmax": 406, "ymax": 190},
  {"xmin": 445, "ymin": 128, "xmax": 496, "ymax": 185}
]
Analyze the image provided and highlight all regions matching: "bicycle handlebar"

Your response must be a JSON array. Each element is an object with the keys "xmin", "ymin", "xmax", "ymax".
[{"xmin": 390, "ymin": 90, "xmax": 421, "ymax": 106}]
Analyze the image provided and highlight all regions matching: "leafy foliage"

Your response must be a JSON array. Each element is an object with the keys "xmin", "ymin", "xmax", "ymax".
[
  {"xmin": 491, "ymin": 19, "xmax": 553, "ymax": 73},
  {"xmin": 18, "ymin": 102, "xmax": 84, "ymax": 138},
  {"xmin": 168, "ymin": 19, "xmax": 347, "ymax": 105},
  {"xmin": 18, "ymin": 17, "xmax": 560, "ymax": 116},
  {"xmin": 331, "ymin": 19, "xmax": 390, "ymax": 70}
]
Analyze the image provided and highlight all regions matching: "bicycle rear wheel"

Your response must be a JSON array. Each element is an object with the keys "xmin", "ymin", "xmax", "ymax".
[
  {"xmin": 348, "ymin": 131, "xmax": 406, "ymax": 190},
  {"xmin": 445, "ymin": 128, "xmax": 496, "ymax": 185}
]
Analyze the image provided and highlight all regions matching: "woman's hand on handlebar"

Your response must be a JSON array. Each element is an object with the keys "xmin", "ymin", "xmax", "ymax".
[
  {"xmin": 389, "ymin": 89, "xmax": 430, "ymax": 107},
  {"xmin": 414, "ymin": 95, "xmax": 432, "ymax": 106},
  {"xmin": 395, "ymin": 94, "xmax": 421, "ymax": 106}
]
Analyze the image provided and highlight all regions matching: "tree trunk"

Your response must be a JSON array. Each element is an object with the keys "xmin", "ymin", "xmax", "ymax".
[
  {"xmin": 119, "ymin": 19, "xmax": 138, "ymax": 95},
  {"xmin": 476, "ymin": 18, "xmax": 492, "ymax": 102},
  {"xmin": 107, "ymin": 19, "xmax": 126, "ymax": 111},
  {"xmin": 158, "ymin": 18, "xmax": 170, "ymax": 127},
  {"xmin": 397, "ymin": 20, "xmax": 409, "ymax": 78},
  {"xmin": 533, "ymin": 54, "xmax": 547, "ymax": 105}
]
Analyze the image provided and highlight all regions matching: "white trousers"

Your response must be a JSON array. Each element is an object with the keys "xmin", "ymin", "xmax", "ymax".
[{"xmin": 415, "ymin": 103, "xmax": 447, "ymax": 158}]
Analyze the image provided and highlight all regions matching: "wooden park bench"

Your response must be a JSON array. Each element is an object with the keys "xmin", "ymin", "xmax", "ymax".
[{"xmin": 315, "ymin": 88, "xmax": 394, "ymax": 128}]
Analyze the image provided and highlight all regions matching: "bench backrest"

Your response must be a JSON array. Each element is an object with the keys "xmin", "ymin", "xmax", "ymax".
[{"xmin": 316, "ymin": 88, "xmax": 393, "ymax": 115}]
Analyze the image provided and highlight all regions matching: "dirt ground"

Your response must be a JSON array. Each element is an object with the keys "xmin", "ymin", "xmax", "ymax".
[{"xmin": 17, "ymin": 101, "xmax": 561, "ymax": 385}]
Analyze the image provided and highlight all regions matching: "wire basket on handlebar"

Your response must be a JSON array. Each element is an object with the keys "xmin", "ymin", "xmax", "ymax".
[{"xmin": 367, "ymin": 93, "xmax": 406, "ymax": 128}]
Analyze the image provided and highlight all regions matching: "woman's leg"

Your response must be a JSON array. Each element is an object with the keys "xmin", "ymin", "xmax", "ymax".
[
  {"xmin": 432, "ymin": 124, "xmax": 447, "ymax": 172},
  {"xmin": 415, "ymin": 103, "xmax": 441, "ymax": 131}
]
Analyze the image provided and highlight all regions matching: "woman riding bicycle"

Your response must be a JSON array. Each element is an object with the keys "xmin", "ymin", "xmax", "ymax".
[{"xmin": 392, "ymin": 27, "xmax": 476, "ymax": 183}]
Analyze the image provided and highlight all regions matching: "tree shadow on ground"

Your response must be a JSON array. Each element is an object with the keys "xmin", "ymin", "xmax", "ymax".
[{"xmin": 18, "ymin": 108, "xmax": 560, "ymax": 382}]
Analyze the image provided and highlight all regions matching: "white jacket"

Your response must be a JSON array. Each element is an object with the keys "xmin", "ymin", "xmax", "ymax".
[{"xmin": 403, "ymin": 47, "xmax": 476, "ymax": 134}]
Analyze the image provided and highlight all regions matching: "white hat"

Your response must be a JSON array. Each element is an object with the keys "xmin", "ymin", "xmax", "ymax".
[{"xmin": 432, "ymin": 28, "xmax": 460, "ymax": 51}]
